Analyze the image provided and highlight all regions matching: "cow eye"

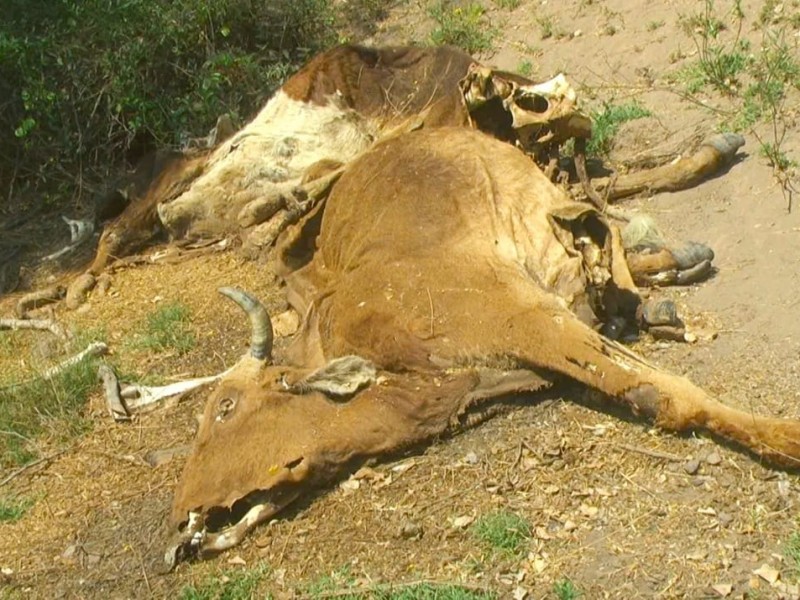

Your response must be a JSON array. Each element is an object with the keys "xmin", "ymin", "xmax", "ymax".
[{"xmin": 215, "ymin": 397, "xmax": 236, "ymax": 422}]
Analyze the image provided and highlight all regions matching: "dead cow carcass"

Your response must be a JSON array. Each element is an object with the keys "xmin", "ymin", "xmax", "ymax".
[
  {"xmin": 88, "ymin": 44, "xmax": 738, "ymax": 278},
  {"xmin": 165, "ymin": 127, "xmax": 800, "ymax": 566}
]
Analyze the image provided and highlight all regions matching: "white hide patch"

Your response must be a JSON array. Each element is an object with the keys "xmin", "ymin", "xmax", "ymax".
[{"xmin": 157, "ymin": 91, "xmax": 378, "ymax": 236}]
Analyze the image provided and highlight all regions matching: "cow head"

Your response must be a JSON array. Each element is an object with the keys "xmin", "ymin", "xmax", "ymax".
[
  {"xmin": 89, "ymin": 153, "xmax": 207, "ymax": 273},
  {"xmin": 165, "ymin": 288, "xmax": 392, "ymax": 568}
]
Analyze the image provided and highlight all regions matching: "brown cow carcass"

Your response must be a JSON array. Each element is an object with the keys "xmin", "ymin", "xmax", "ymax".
[
  {"xmin": 164, "ymin": 126, "xmax": 800, "ymax": 567},
  {"xmin": 85, "ymin": 44, "xmax": 736, "ymax": 286}
]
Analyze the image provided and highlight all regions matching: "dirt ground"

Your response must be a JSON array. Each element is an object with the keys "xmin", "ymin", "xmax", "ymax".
[{"xmin": 2, "ymin": 1, "xmax": 800, "ymax": 598}]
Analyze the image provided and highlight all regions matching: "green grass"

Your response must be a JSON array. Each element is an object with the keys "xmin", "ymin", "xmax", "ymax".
[
  {"xmin": 370, "ymin": 584, "xmax": 495, "ymax": 599},
  {"xmin": 304, "ymin": 564, "xmax": 356, "ymax": 596},
  {"xmin": 785, "ymin": 531, "xmax": 800, "ymax": 579},
  {"xmin": 646, "ymin": 20, "xmax": 665, "ymax": 31},
  {"xmin": 470, "ymin": 510, "xmax": 531, "ymax": 554},
  {"xmin": 587, "ymin": 101, "xmax": 652, "ymax": 156},
  {"xmin": 535, "ymin": 14, "xmax": 558, "ymax": 40},
  {"xmin": 492, "ymin": 0, "xmax": 520, "ymax": 9},
  {"xmin": 429, "ymin": 2, "xmax": 495, "ymax": 54},
  {"xmin": 516, "ymin": 60, "xmax": 534, "ymax": 77},
  {"xmin": 0, "ymin": 345, "xmax": 101, "ymax": 467},
  {"xmin": 677, "ymin": 0, "xmax": 752, "ymax": 95},
  {"xmin": 553, "ymin": 578, "xmax": 581, "ymax": 600},
  {"xmin": 179, "ymin": 564, "xmax": 269, "ymax": 600},
  {"xmin": 0, "ymin": 496, "xmax": 33, "ymax": 523},
  {"xmin": 679, "ymin": 40, "xmax": 752, "ymax": 95},
  {"xmin": 134, "ymin": 301, "xmax": 196, "ymax": 354}
]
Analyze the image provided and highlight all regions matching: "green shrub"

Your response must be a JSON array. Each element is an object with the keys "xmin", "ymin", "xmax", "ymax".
[
  {"xmin": 429, "ymin": 2, "xmax": 495, "ymax": 54},
  {"xmin": 0, "ymin": 0, "xmax": 338, "ymax": 210},
  {"xmin": 587, "ymin": 101, "xmax": 652, "ymax": 156}
]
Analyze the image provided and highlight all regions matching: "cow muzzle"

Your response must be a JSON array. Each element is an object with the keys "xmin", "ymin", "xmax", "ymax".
[{"xmin": 165, "ymin": 489, "xmax": 300, "ymax": 570}]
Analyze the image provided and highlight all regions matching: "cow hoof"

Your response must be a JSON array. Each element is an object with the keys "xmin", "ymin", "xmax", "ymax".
[
  {"xmin": 677, "ymin": 259, "xmax": 713, "ymax": 285},
  {"xmin": 671, "ymin": 242, "xmax": 714, "ymax": 270},
  {"xmin": 641, "ymin": 298, "xmax": 682, "ymax": 328},
  {"xmin": 705, "ymin": 132, "xmax": 745, "ymax": 162}
]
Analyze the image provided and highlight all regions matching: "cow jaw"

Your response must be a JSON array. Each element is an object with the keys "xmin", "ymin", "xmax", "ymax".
[{"xmin": 165, "ymin": 490, "xmax": 300, "ymax": 570}]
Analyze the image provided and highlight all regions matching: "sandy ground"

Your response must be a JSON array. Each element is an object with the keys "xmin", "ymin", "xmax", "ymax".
[{"xmin": 1, "ymin": 1, "xmax": 800, "ymax": 598}]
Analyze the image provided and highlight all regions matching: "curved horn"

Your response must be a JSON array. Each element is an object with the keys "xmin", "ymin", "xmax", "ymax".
[{"xmin": 218, "ymin": 287, "xmax": 273, "ymax": 361}]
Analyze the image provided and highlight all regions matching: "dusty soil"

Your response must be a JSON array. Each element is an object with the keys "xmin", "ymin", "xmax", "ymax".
[{"xmin": 2, "ymin": 1, "xmax": 800, "ymax": 598}]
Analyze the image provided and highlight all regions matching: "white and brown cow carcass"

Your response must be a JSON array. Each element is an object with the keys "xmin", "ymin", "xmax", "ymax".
[
  {"xmin": 164, "ymin": 126, "xmax": 800, "ymax": 567},
  {"xmin": 86, "ymin": 44, "xmax": 736, "ymax": 283}
]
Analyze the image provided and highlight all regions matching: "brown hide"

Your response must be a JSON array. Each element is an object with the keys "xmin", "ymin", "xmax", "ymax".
[
  {"xmin": 282, "ymin": 45, "xmax": 475, "ymax": 126},
  {"xmin": 170, "ymin": 127, "xmax": 800, "ymax": 563}
]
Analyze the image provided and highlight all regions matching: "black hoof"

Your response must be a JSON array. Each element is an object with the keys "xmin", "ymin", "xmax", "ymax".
[
  {"xmin": 705, "ymin": 132, "xmax": 745, "ymax": 162},
  {"xmin": 671, "ymin": 242, "xmax": 715, "ymax": 270},
  {"xmin": 676, "ymin": 259, "xmax": 713, "ymax": 285}
]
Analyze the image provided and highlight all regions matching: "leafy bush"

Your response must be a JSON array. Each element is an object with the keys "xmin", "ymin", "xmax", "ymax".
[{"xmin": 0, "ymin": 0, "xmax": 338, "ymax": 211}]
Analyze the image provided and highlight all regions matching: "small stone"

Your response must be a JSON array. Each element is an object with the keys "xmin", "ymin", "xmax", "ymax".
[
  {"xmin": 464, "ymin": 451, "xmax": 479, "ymax": 465},
  {"xmin": 711, "ymin": 582, "xmax": 732, "ymax": 597},
  {"xmin": 705, "ymin": 452, "xmax": 722, "ymax": 465},
  {"xmin": 398, "ymin": 521, "xmax": 423, "ymax": 539},
  {"xmin": 683, "ymin": 458, "xmax": 701, "ymax": 475},
  {"xmin": 452, "ymin": 515, "xmax": 475, "ymax": 529},
  {"xmin": 753, "ymin": 564, "xmax": 780, "ymax": 584},
  {"xmin": 717, "ymin": 512, "xmax": 733, "ymax": 527}
]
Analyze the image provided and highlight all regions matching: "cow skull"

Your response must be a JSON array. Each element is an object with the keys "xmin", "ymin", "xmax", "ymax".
[{"xmin": 460, "ymin": 65, "xmax": 592, "ymax": 147}]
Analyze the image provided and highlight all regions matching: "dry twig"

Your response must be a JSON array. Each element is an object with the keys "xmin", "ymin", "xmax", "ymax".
[
  {"xmin": 0, "ymin": 449, "xmax": 69, "ymax": 487},
  {"xmin": 0, "ymin": 317, "xmax": 69, "ymax": 340}
]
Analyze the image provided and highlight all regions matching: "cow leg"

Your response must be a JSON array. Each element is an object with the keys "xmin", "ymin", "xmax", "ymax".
[
  {"xmin": 490, "ymin": 300, "xmax": 800, "ymax": 467},
  {"xmin": 590, "ymin": 133, "xmax": 745, "ymax": 201},
  {"xmin": 620, "ymin": 216, "xmax": 715, "ymax": 287}
]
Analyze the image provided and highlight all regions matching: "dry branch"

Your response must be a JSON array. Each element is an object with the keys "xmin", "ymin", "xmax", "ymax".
[
  {"xmin": 0, "ymin": 341, "xmax": 108, "ymax": 391},
  {"xmin": 14, "ymin": 285, "xmax": 65, "ymax": 318},
  {"xmin": 97, "ymin": 364, "xmax": 130, "ymax": 422},
  {"xmin": 0, "ymin": 318, "xmax": 69, "ymax": 340},
  {"xmin": 0, "ymin": 449, "xmax": 69, "ymax": 487}
]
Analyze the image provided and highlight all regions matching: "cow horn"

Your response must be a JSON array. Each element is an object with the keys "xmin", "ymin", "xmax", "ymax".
[{"xmin": 218, "ymin": 287, "xmax": 273, "ymax": 360}]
